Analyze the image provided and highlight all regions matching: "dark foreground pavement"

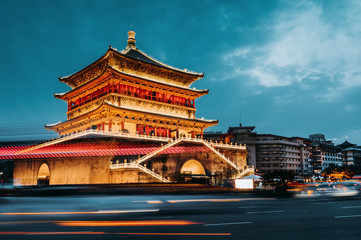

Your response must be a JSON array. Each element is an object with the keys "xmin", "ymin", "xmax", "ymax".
[{"xmin": 1, "ymin": 189, "xmax": 361, "ymax": 240}]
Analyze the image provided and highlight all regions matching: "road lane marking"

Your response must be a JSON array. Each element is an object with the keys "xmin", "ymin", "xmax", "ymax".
[
  {"xmin": 335, "ymin": 214, "xmax": 361, "ymax": 219},
  {"xmin": 204, "ymin": 222, "xmax": 252, "ymax": 226},
  {"xmin": 341, "ymin": 206, "xmax": 361, "ymax": 209},
  {"xmin": 246, "ymin": 210, "xmax": 284, "ymax": 214},
  {"xmin": 0, "ymin": 209, "xmax": 159, "ymax": 215}
]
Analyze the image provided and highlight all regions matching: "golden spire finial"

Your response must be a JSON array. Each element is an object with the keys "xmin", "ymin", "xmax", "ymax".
[{"xmin": 127, "ymin": 31, "xmax": 136, "ymax": 49}]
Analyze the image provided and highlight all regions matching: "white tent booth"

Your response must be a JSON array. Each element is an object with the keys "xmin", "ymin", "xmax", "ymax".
[{"xmin": 224, "ymin": 175, "xmax": 263, "ymax": 190}]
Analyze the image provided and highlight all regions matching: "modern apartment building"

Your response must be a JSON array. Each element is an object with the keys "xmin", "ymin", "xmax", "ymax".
[
  {"xmin": 204, "ymin": 124, "xmax": 313, "ymax": 176},
  {"xmin": 309, "ymin": 134, "xmax": 343, "ymax": 174},
  {"xmin": 252, "ymin": 134, "xmax": 312, "ymax": 175}
]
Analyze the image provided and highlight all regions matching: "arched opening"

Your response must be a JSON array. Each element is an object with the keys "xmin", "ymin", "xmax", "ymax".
[
  {"xmin": 180, "ymin": 160, "xmax": 208, "ymax": 184},
  {"xmin": 37, "ymin": 163, "xmax": 50, "ymax": 185},
  {"xmin": 181, "ymin": 159, "xmax": 206, "ymax": 175}
]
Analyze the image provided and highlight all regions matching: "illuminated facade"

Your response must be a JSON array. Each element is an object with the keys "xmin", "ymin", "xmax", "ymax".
[
  {"xmin": 46, "ymin": 31, "xmax": 216, "ymax": 138},
  {"xmin": 6, "ymin": 31, "xmax": 251, "ymax": 186}
]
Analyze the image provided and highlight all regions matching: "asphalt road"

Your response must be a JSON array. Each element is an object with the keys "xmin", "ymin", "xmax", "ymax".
[{"xmin": 1, "ymin": 193, "xmax": 361, "ymax": 239}]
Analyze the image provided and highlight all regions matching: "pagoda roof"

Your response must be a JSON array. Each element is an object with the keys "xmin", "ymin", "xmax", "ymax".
[
  {"xmin": 55, "ymin": 65, "xmax": 208, "ymax": 100},
  {"xmin": 45, "ymin": 101, "xmax": 218, "ymax": 130},
  {"xmin": 59, "ymin": 32, "xmax": 203, "ymax": 89},
  {"xmin": 338, "ymin": 140, "xmax": 356, "ymax": 148},
  {"xmin": 120, "ymin": 47, "xmax": 202, "ymax": 76}
]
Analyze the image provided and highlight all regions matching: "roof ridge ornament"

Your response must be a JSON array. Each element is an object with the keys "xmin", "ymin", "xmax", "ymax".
[{"xmin": 126, "ymin": 31, "xmax": 136, "ymax": 50}]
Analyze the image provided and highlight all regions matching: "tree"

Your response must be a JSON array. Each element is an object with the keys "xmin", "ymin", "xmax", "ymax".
[
  {"xmin": 263, "ymin": 170, "xmax": 296, "ymax": 185},
  {"xmin": 322, "ymin": 164, "xmax": 357, "ymax": 180}
]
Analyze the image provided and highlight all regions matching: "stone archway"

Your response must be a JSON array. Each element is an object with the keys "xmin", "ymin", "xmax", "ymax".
[
  {"xmin": 180, "ymin": 159, "xmax": 206, "ymax": 175},
  {"xmin": 37, "ymin": 163, "xmax": 50, "ymax": 185}
]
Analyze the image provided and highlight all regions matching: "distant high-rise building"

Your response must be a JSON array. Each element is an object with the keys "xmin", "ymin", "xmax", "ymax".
[{"xmin": 309, "ymin": 134, "xmax": 326, "ymax": 142}]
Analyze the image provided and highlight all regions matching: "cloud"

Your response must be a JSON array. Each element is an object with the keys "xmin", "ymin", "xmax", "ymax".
[
  {"xmin": 339, "ymin": 128, "xmax": 361, "ymax": 143},
  {"xmin": 222, "ymin": 47, "xmax": 251, "ymax": 63},
  {"xmin": 344, "ymin": 104, "xmax": 358, "ymax": 112},
  {"xmin": 220, "ymin": 0, "xmax": 361, "ymax": 101}
]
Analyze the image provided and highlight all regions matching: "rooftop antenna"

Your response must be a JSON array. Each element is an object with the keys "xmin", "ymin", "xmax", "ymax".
[{"xmin": 239, "ymin": 112, "xmax": 242, "ymax": 126}]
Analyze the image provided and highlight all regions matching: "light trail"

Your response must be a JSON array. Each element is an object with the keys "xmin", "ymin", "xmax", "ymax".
[
  {"xmin": 0, "ymin": 231, "xmax": 104, "ymax": 235},
  {"xmin": 115, "ymin": 232, "xmax": 231, "ymax": 236},
  {"xmin": 167, "ymin": 198, "xmax": 276, "ymax": 203},
  {"xmin": 0, "ymin": 231, "xmax": 230, "ymax": 236},
  {"xmin": 132, "ymin": 200, "xmax": 164, "ymax": 204},
  {"xmin": 56, "ymin": 220, "xmax": 201, "ymax": 227},
  {"xmin": 312, "ymin": 202, "xmax": 335, "ymax": 205},
  {"xmin": 238, "ymin": 206, "xmax": 266, "ymax": 209},
  {"xmin": 0, "ymin": 221, "xmax": 53, "ymax": 225},
  {"xmin": 341, "ymin": 206, "xmax": 361, "ymax": 209},
  {"xmin": 204, "ymin": 221, "xmax": 252, "ymax": 226},
  {"xmin": 246, "ymin": 210, "xmax": 284, "ymax": 214},
  {"xmin": 335, "ymin": 214, "xmax": 361, "ymax": 219},
  {"xmin": 0, "ymin": 209, "xmax": 159, "ymax": 215}
]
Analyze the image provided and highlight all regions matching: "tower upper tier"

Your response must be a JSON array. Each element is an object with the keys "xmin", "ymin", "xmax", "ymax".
[{"xmin": 59, "ymin": 31, "xmax": 204, "ymax": 89}]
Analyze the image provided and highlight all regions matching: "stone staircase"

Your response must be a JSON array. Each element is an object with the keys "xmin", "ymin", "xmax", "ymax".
[
  {"xmin": 237, "ymin": 166, "xmax": 255, "ymax": 178},
  {"xmin": 110, "ymin": 162, "xmax": 170, "ymax": 182}
]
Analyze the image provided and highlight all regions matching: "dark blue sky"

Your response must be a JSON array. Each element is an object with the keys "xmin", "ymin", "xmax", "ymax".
[{"xmin": 1, "ymin": 0, "xmax": 360, "ymax": 144}]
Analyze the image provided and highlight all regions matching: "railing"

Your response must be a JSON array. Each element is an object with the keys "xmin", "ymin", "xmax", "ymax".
[
  {"xmin": 136, "ymin": 136, "xmax": 242, "ymax": 170},
  {"xmin": 202, "ymin": 140, "xmax": 240, "ymax": 171},
  {"xmin": 210, "ymin": 141, "xmax": 246, "ymax": 150},
  {"xmin": 110, "ymin": 162, "xmax": 170, "ymax": 182},
  {"xmin": 109, "ymin": 136, "xmax": 243, "ymax": 172},
  {"xmin": 15, "ymin": 130, "xmax": 246, "ymax": 156},
  {"xmin": 110, "ymin": 162, "xmax": 137, "ymax": 169},
  {"xmin": 238, "ymin": 166, "xmax": 255, "ymax": 178},
  {"xmin": 137, "ymin": 138, "xmax": 183, "ymax": 164},
  {"xmin": 15, "ymin": 129, "xmax": 170, "ymax": 154},
  {"xmin": 68, "ymin": 83, "xmax": 195, "ymax": 112},
  {"xmin": 137, "ymin": 164, "xmax": 170, "ymax": 182}
]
